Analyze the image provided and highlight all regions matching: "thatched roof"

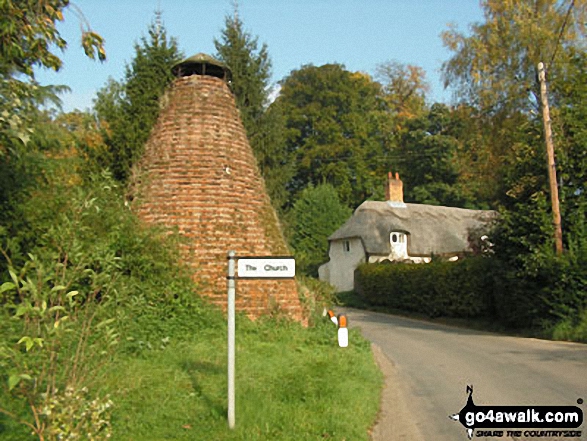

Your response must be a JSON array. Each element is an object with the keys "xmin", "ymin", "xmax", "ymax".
[{"xmin": 329, "ymin": 201, "xmax": 496, "ymax": 256}]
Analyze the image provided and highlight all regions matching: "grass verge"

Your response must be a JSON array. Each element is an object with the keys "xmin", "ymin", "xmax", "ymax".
[
  {"xmin": 102, "ymin": 314, "xmax": 382, "ymax": 441},
  {"xmin": 0, "ymin": 309, "xmax": 382, "ymax": 441}
]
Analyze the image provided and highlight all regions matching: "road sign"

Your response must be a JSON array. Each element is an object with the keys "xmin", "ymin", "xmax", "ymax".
[{"xmin": 236, "ymin": 256, "xmax": 295, "ymax": 279}]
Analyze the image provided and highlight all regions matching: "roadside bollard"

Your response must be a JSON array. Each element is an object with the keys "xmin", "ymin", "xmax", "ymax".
[
  {"xmin": 327, "ymin": 310, "xmax": 338, "ymax": 326},
  {"xmin": 338, "ymin": 314, "xmax": 348, "ymax": 348}
]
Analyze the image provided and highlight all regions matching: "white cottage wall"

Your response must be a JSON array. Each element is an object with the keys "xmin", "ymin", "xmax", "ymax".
[{"xmin": 319, "ymin": 238, "xmax": 366, "ymax": 292}]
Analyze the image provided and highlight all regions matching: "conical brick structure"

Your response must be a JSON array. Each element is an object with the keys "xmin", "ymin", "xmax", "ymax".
[{"xmin": 133, "ymin": 54, "xmax": 305, "ymax": 322}]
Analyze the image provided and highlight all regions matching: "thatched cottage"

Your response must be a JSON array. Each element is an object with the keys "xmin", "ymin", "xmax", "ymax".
[{"xmin": 318, "ymin": 172, "xmax": 495, "ymax": 292}]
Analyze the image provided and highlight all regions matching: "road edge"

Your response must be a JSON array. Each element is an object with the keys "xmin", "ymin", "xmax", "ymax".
[{"xmin": 370, "ymin": 343, "xmax": 425, "ymax": 441}]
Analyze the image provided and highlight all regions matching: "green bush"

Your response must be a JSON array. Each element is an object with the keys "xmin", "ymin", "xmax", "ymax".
[
  {"xmin": 0, "ymin": 166, "xmax": 215, "ymax": 439},
  {"xmin": 549, "ymin": 309, "xmax": 587, "ymax": 343},
  {"xmin": 487, "ymin": 215, "xmax": 587, "ymax": 332},
  {"xmin": 355, "ymin": 257, "xmax": 495, "ymax": 319},
  {"xmin": 287, "ymin": 184, "xmax": 352, "ymax": 277},
  {"xmin": 296, "ymin": 275, "xmax": 338, "ymax": 325},
  {"xmin": 356, "ymin": 248, "xmax": 587, "ymax": 340}
]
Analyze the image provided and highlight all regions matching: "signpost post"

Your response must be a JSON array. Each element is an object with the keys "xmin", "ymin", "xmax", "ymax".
[
  {"xmin": 227, "ymin": 251, "xmax": 236, "ymax": 429},
  {"xmin": 226, "ymin": 252, "xmax": 295, "ymax": 429}
]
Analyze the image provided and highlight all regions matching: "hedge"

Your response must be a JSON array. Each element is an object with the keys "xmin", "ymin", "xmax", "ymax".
[
  {"xmin": 354, "ymin": 257, "xmax": 495, "ymax": 319},
  {"xmin": 354, "ymin": 250, "xmax": 587, "ymax": 339}
]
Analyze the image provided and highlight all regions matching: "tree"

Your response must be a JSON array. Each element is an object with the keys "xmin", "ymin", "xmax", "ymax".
[
  {"xmin": 375, "ymin": 60, "xmax": 430, "ymax": 122},
  {"xmin": 440, "ymin": 0, "xmax": 587, "ymax": 334},
  {"xmin": 253, "ymin": 104, "xmax": 294, "ymax": 211},
  {"xmin": 95, "ymin": 11, "xmax": 182, "ymax": 183},
  {"xmin": 440, "ymin": 0, "xmax": 586, "ymax": 207},
  {"xmin": 441, "ymin": 0, "xmax": 587, "ymax": 213},
  {"xmin": 552, "ymin": 48, "xmax": 587, "ymax": 242},
  {"xmin": 288, "ymin": 183, "xmax": 352, "ymax": 276},
  {"xmin": 396, "ymin": 104, "xmax": 481, "ymax": 207},
  {"xmin": 0, "ymin": 1, "xmax": 104, "ymax": 148},
  {"xmin": 54, "ymin": 110, "xmax": 108, "ymax": 174},
  {"xmin": 442, "ymin": 0, "xmax": 586, "ymax": 113},
  {"xmin": 213, "ymin": 10, "xmax": 290, "ymax": 209},
  {"xmin": 214, "ymin": 9, "xmax": 271, "ymax": 141},
  {"xmin": 274, "ymin": 64, "xmax": 394, "ymax": 208},
  {"xmin": 0, "ymin": 1, "xmax": 105, "ymax": 246},
  {"xmin": 0, "ymin": 0, "xmax": 104, "ymax": 78}
]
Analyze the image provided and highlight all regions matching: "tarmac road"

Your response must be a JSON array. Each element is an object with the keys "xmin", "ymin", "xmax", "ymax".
[{"xmin": 338, "ymin": 307, "xmax": 587, "ymax": 441}]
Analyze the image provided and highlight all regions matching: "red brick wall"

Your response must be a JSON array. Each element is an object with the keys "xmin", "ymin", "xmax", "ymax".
[{"xmin": 134, "ymin": 75, "xmax": 305, "ymax": 322}]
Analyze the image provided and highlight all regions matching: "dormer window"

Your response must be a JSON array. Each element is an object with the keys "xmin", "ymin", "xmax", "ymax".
[
  {"xmin": 390, "ymin": 232, "xmax": 408, "ymax": 258},
  {"xmin": 391, "ymin": 233, "xmax": 405, "ymax": 243}
]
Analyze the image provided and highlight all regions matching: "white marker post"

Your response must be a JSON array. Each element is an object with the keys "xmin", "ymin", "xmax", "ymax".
[
  {"xmin": 327, "ymin": 310, "xmax": 338, "ymax": 326},
  {"xmin": 227, "ymin": 251, "xmax": 236, "ymax": 429},
  {"xmin": 338, "ymin": 314, "xmax": 349, "ymax": 348}
]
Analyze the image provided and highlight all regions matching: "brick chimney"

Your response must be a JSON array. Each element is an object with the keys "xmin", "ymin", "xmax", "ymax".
[{"xmin": 385, "ymin": 171, "xmax": 404, "ymax": 203}]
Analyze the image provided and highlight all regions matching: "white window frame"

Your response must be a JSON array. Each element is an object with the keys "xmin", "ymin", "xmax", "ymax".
[{"xmin": 389, "ymin": 232, "xmax": 408, "ymax": 258}]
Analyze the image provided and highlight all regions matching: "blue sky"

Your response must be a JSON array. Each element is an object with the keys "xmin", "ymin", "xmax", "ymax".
[{"xmin": 35, "ymin": 0, "xmax": 484, "ymax": 112}]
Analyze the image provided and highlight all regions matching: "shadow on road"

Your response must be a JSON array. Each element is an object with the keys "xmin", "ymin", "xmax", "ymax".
[{"xmin": 340, "ymin": 306, "xmax": 492, "ymax": 336}]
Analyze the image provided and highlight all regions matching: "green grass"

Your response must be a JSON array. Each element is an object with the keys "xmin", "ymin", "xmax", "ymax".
[
  {"xmin": 95, "ymin": 314, "xmax": 382, "ymax": 441},
  {"xmin": 1, "ymin": 310, "xmax": 382, "ymax": 440}
]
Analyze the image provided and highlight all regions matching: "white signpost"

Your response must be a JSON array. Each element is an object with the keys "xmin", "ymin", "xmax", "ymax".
[
  {"xmin": 237, "ymin": 256, "xmax": 296, "ymax": 279},
  {"xmin": 226, "ymin": 252, "xmax": 295, "ymax": 429}
]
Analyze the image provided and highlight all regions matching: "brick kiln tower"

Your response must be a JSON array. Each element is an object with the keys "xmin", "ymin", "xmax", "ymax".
[{"xmin": 134, "ymin": 53, "xmax": 304, "ymax": 322}]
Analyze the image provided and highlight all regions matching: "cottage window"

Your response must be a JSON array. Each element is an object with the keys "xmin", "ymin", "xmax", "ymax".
[
  {"xmin": 389, "ymin": 232, "xmax": 408, "ymax": 258},
  {"xmin": 391, "ymin": 233, "xmax": 406, "ymax": 243},
  {"xmin": 343, "ymin": 240, "xmax": 351, "ymax": 252}
]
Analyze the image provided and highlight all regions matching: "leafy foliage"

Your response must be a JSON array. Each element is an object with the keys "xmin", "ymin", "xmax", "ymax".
[
  {"xmin": 553, "ymin": 48, "xmax": 587, "ymax": 240},
  {"xmin": 275, "ymin": 64, "xmax": 394, "ymax": 208},
  {"xmin": 0, "ymin": 1, "xmax": 104, "ymax": 151},
  {"xmin": 40, "ymin": 386, "xmax": 113, "ymax": 441},
  {"xmin": 0, "ymin": 0, "xmax": 104, "ymax": 78},
  {"xmin": 429, "ymin": 1, "xmax": 587, "ymax": 339},
  {"xmin": 440, "ymin": 0, "xmax": 587, "ymax": 205},
  {"xmin": 296, "ymin": 276, "xmax": 338, "ymax": 325},
  {"xmin": 214, "ymin": 12, "xmax": 291, "ymax": 209},
  {"xmin": 441, "ymin": 0, "xmax": 585, "ymax": 113},
  {"xmin": 254, "ymin": 104, "xmax": 294, "ymax": 211},
  {"xmin": 214, "ymin": 12, "xmax": 271, "ymax": 141},
  {"xmin": 483, "ymin": 41, "xmax": 587, "ymax": 333},
  {"xmin": 375, "ymin": 60, "xmax": 429, "ymax": 122},
  {"xmin": 490, "ymin": 236, "xmax": 587, "ymax": 334},
  {"xmin": 94, "ymin": 11, "xmax": 182, "ymax": 183},
  {"xmin": 0, "ymin": 161, "xmax": 212, "ymax": 438},
  {"xmin": 355, "ymin": 258, "xmax": 495, "ymax": 319},
  {"xmin": 288, "ymin": 184, "xmax": 352, "ymax": 276},
  {"xmin": 395, "ymin": 104, "xmax": 482, "ymax": 207}
]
